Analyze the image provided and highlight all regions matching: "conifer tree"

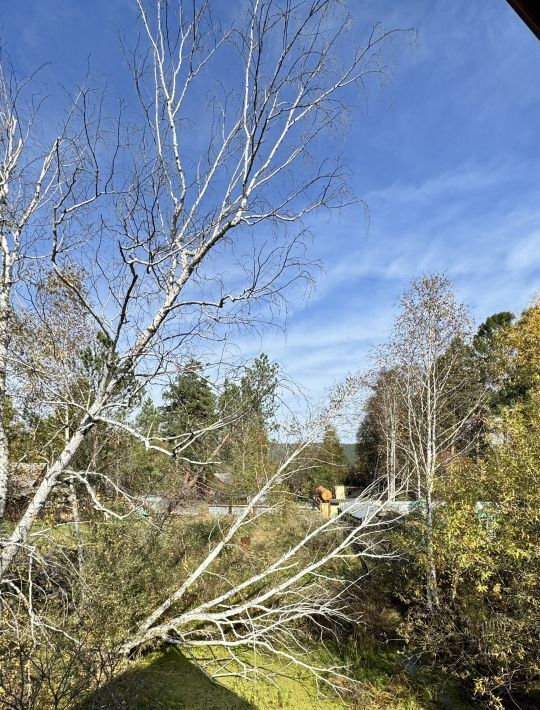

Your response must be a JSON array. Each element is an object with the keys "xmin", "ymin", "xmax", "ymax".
[{"xmin": 316, "ymin": 424, "xmax": 348, "ymax": 493}]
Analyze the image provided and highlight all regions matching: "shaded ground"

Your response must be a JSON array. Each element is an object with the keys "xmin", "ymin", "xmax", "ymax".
[
  {"xmin": 79, "ymin": 644, "xmax": 481, "ymax": 710},
  {"xmin": 79, "ymin": 649, "xmax": 255, "ymax": 710},
  {"xmin": 79, "ymin": 647, "xmax": 347, "ymax": 710}
]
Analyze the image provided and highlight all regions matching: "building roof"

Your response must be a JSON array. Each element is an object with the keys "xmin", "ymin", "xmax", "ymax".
[{"xmin": 506, "ymin": 1, "xmax": 540, "ymax": 40}]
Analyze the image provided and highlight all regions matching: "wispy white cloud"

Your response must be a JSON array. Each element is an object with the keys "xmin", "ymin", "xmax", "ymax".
[
  {"xmin": 3, "ymin": 0, "xmax": 540, "ymax": 443},
  {"xmin": 236, "ymin": 156, "xmax": 540, "ymax": 434},
  {"xmin": 506, "ymin": 231, "xmax": 540, "ymax": 274}
]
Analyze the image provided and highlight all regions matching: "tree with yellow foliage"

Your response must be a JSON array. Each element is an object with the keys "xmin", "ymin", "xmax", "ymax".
[{"xmin": 406, "ymin": 300, "xmax": 540, "ymax": 707}]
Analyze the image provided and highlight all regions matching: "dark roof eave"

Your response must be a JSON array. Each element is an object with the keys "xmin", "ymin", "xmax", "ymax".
[{"xmin": 506, "ymin": 0, "xmax": 540, "ymax": 40}]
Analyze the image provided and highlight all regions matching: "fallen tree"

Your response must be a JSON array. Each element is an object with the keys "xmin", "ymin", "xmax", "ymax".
[
  {"xmin": 1, "ymin": 0, "xmax": 404, "ymax": 578},
  {"xmin": 0, "ymin": 0, "xmax": 408, "ymax": 700}
]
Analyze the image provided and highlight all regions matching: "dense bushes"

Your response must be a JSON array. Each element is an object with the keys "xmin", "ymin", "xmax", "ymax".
[
  {"xmin": 0, "ymin": 504, "xmax": 352, "ymax": 708},
  {"xmin": 374, "ymin": 395, "xmax": 540, "ymax": 707}
]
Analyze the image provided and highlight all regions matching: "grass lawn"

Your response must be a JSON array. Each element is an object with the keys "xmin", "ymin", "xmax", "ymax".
[
  {"xmin": 81, "ymin": 647, "xmax": 344, "ymax": 709},
  {"xmin": 80, "ymin": 643, "xmax": 480, "ymax": 710}
]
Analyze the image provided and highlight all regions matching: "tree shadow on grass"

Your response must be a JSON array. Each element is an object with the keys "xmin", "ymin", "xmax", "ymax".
[{"xmin": 79, "ymin": 647, "xmax": 256, "ymax": 710}]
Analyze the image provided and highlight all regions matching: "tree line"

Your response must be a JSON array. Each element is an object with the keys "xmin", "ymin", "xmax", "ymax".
[{"xmin": 352, "ymin": 274, "xmax": 539, "ymax": 707}]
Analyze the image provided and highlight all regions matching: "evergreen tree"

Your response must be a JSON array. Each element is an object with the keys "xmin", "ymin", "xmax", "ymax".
[
  {"xmin": 353, "ymin": 405, "xmax": 380, "ymax": 489},
  {"xmin": 218, "ymin": 354, "xmax": 279, "ymax": 493},
  {"xmin": 316, "ymin": 425, "xmax": 348, "ymax": 493},
  {"xmin": 473, "ymin": 311, "xmax": 515, "ymax": 409},
  {"xmin": 473, "ymin": 311, "xmax": 514, "ymax": 358},
  {"xmin": 159, "ymin": 361, "xmax": 217, "ymax": 490},
  {"xmin": 137, "ymin": 397, "xmax": 162, "ymax": 436},
  {"xmin": 161, "ymin": 361, "xmax": 216, "ymax": 441}
]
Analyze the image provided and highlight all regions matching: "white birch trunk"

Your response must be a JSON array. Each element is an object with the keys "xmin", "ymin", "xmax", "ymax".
[
  {"xmin": 0, "ymin": 254, "xmax": 12, "ymax": 522},
  {"xmin": 65, "ymin": 413, "xmax": 83, "ymax": 571},
  {"xmin": 0, "ymin": 305, "xmax": 9, "ymax": 521},
  {"xmin": 0, "ymin": 415, "xmax": 92, "ymax": 577}
]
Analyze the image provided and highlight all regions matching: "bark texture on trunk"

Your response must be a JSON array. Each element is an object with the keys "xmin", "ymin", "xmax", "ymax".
[
  {"xmin": 0, "ymin": 417, "xmax": 91, "ymax": 578},
  {"xmin": 0, "ymin": 292, "xmax": 11, "ymax": 522}
]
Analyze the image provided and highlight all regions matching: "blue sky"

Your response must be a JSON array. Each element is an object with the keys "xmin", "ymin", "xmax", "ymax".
[{"xmin": 2, "ymin": 1, "xmax": 540, "ymax": 436}]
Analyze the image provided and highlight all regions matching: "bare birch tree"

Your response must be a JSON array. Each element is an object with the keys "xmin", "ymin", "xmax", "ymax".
[
  {"xmin": 0, "ymin": 2, "xmax": 411, "ymax": 699},
  {"xmin": 0, "ymin": 0, "xmax": 404, "ymax": 580},
  {"xmin": 0, "ymin": 68, "xmax": 59, "ymax": 521},
  {"xmin": 377, "ymin": 274, "xmax": 483, "ymax": 611},
  {"xmin": 0, "ymin": 62, "xmax": 110, "ymax": 522}
]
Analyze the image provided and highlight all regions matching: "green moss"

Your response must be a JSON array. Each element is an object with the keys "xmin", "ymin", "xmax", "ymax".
[
  {"xmin": 81, "ymin": 643, "xmax": 480, "ymax": 710},
  {"xmin": 81, "ymin": 647, "xmax": 344, "ymax": 710}
]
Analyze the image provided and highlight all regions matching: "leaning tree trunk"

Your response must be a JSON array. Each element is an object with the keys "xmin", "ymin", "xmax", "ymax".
[
  {"xmin": 0, "ymin": 413, "xmax": 94, "ymax": 579},
  {"xmin": 65, "ymin": 412, "xmax": 84, "ymax": 571},
  {"xmin": 388, "ymin": 414, "xmax": 397, "ymax": 501}
]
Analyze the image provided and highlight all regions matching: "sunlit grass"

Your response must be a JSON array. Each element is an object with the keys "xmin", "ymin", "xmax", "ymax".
[{"xmin": 82, "ymin": 643, "xmax": 478, "ymax": 710}]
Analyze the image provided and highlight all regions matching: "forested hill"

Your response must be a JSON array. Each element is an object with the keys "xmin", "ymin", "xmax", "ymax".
[{"xmin": 270, "ymin": 441, "xmax": 355, "ymax": 464}]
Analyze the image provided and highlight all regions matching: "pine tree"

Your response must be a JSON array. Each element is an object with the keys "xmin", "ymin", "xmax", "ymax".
[
  {"xmin": 161, "ymin": 361, "xmax": 216, "ymax": 440},
  {"xmin": 218, "ymin": 355, "xmax": 279, "ymax": 493},
  {"xmin": 316, "ymin": 424, "xmax": 348, "ymax": 493}
]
